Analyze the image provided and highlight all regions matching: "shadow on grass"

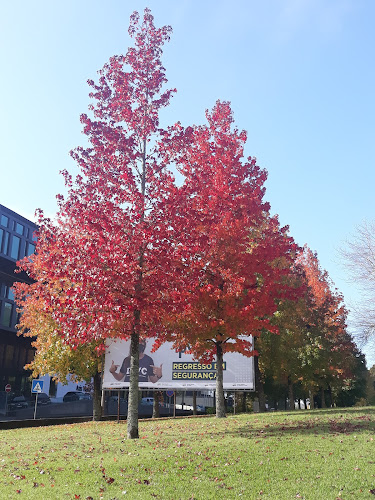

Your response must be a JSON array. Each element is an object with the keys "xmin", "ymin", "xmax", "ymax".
[{"xmin": 208, "ymin": 407, "xmax": 375, "ymax": 439}]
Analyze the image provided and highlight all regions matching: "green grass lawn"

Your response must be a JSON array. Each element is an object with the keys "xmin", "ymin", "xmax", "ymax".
[{"xmin": 0, "ymin": 407, "xmax": 374, "ymax": 499}]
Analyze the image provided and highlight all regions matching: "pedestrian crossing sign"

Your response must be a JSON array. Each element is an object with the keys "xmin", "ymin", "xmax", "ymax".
[{"xmin": 32, "ymin": 380, "xmax": 44, "ymax": 393}]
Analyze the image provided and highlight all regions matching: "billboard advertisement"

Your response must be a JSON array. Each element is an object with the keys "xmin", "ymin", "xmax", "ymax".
[{"xmin": 103, "ymin": 337, "xmax": 255, "ymax": 390}]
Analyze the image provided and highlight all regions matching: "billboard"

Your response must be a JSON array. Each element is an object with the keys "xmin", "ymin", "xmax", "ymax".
[{"xmin": 103, "ymin": 337, "xmax": 255, "ymax": 390}]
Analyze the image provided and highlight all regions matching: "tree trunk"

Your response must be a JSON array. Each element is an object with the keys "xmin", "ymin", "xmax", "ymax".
[
  {"xmin": 328, "ymin": 385, "xmax": 333, "ymax": 407},
  {"xmin": 308, "ymin": 389, "xmax": 314, "ymax": 410},
  {"xmin": 152, "ymin": 391, "xmax": 160, "ymax": 418},
  {"xmin": 193, "ymin": 391, "xmax": 197, "ymax": 415},
  {"xmin": 92, "ymin": 370, "xmax": 102, "ymax": 421},
  {"xmin": 254, "ymin": 353, "xmax": 266, "ymax": 412},
  {"xmin": 127, "ymin": 133, "xmax": 146, "ymax": 438},
  {"xmin": 127, "ymin": 332, "xmax": 140, "ymax": 439},
  {"xmin": 288, "ymin": 376, "xmax": 295, "ymax": 411},
  {"xmin": 320, "ymin": 386, "xmax": 326, "ymax": 408},
  {"xmin": 242, "ymin": 391, "xmax": 247, "ymax": 412},
  {"xmin": 216, "ymin": 342, "xmax": 226, "ymax": 418}
]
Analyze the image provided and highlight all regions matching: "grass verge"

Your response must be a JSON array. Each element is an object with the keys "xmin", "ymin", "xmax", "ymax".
[{"xmin": 1, "ymin": 407, "xmax": 374, "ymax": 499}]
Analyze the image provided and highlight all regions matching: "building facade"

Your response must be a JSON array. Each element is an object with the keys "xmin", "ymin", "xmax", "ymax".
[{"xmin": 0, "ymin": 204, "xmax": 37, "ymax": 395}]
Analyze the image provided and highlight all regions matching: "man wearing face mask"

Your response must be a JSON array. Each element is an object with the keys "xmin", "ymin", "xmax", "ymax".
[{"xmin": 109, "ymin": 339, "xmax": 163, "ymax": 383}]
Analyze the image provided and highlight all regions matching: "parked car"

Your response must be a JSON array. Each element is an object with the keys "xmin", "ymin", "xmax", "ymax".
[
  {"xmin": 8, "ymin": 395, "xmax": 28, "ymax": 410},
  {"xmin": 107, "ymin": 395, "xmax": 127, "ymax": 404},
  {"xmin": 31, "ymin": 393, "xmax": 51, "ymax": 405},
  {"xmin": 63, "ymin": 391, "xmax": 92, "ymax": 403},
  {"xmin": 141, "ymin": 397, "xmax": 154, "ymax": 406}
]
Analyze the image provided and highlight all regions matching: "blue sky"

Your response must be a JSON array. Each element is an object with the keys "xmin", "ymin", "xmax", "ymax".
[{"xmin": 1, "ymin": 1, "xmax": 374, "ymax": 364}]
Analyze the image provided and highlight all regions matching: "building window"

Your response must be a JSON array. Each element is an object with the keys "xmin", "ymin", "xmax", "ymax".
[
  {"xmin": 10, "ymin": 235, "xmax": 20, "ymax": 259},
  {"xmin": 1, "ymin": 230, "xmax": 9, "ymax": 254},
  {"xmin": 50, "ymin": 379, "xmax": 57, "ymax": 397},
  {"xmin": 0, "ymin": 215, "xmax": 9, "ymax": 227},
  {"xmin": 16, "ymin": 346, "xmax": 26, "ymax": 370},
  {"xmin": 0, "ymin": 344, "xmax": 4, "ymax": 366},
  {"xmin": 5, "ymin": 286, "xmax": 15, "ymax": 301},
  {"xmin": 14, "ymin": 222, "xmax": 24, "ymax": 236},
  {"xmin": 27, "ymin": 242, "xmax": 36, "ymax": 256},
  {"xmin": 4, "ymin": 345, "xmax": 15, "ymax": 370},
  {"xmin": 1, "ymin": 302, "xmax": 13, "ymax": 327},
  {"xmin": 27, "ymin": 228, "xmax": 37, "ymax": 241},
  {"xmin": 26, "ymin": 349, "xmax": 34, "ymax": 364}
]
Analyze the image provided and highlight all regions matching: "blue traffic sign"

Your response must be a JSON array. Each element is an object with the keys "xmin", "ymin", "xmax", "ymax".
[{"xmin": 31, "ymin": 380, "xmax": 44, "ymax": 394}]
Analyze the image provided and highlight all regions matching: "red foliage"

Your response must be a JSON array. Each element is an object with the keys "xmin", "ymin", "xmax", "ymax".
[
  {"xmin": 16, "ymin": 9, "xmax": 184, "ymax": 349},
  {"xmin": 159, "ymin": 101, "xmax": 298, "ymax": 361}
]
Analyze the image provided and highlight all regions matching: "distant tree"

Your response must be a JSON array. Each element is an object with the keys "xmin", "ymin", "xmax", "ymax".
[
  {"xmin": 161, "ymin": 101, "xmax": 297, "ymax": 418},
  {"xmin": 341, "ymin": 221, "xmax": 375, "ymax": 346},
  {"xmin": 335, "ymin": 349, "xmax": 367, "ymax": 407},
  {"xmin": 258, "ymin": 246, "xmax": 362, "ymax": 409},
  {"xmin": 366, "ymin": 364, "xmax": 375, "ymax": 405}
]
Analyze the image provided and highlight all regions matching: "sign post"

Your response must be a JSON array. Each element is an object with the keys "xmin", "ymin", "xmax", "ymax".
[
  {"xmin": 166, "ymin": 390, "xmax": 173, "ymax": 417},
  {"xmin": 4, "ymin": 384, "xmax": 11, "ymax": 415},
  {"xmin": 31, "ymin": 380, "xmax": 44, "ymax": 420}
]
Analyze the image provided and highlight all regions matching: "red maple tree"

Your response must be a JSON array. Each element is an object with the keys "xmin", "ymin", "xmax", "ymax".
[
  {"xmin": 161, "ymin": 101, "xmax": 297, "ymax": 417},
  {"xmin": 16, "ymin": 9, "xmax": 185, "ymax": 439},
  {"xmin": 295, "ymin": 246, "xmax": 356, "ymax": 406}
]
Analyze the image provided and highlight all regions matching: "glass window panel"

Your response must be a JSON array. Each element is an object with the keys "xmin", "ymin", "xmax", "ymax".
[
  {"xmin": 0, "ymin": 228, "xmax": 3, "ymax": 250},
  {"xmin": 14, "ymin": 222, "xmax": 24, "ymax": 235},
  {"xmin": 1, "ymin": 302, "xmax": 13, "ymax": 327},
  {"xmin": 2, "ymin": 231, "xmax": 9, "ymax": 254},
  {"xmin": 10, "ymin": 235, "xmax": 20, "ymax": 259},
  {"xmin": 49, "ymin": 379, "xmax": 57, "ymax": 397},
  {"xmin": 27, "ymin": 243, "xmax": 36, "ymax": 256},
  {"xmin": 6, "ymin": 287, "xmax": 15, "ymax": 301},
  {"xmin": 5, "ymin": 345, "xmax": 15, "ymax": 369},
  {"xmin": 26, "ymin": 349, "xmax": 34, "ymax": 364},
  {"xmin": 0, "ymin": 215, "xmax": 9, "ymax": 227}
]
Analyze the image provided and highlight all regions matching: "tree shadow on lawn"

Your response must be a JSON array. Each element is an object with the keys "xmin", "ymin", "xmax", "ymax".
[
  {"xmin": 293, "ymin": 406, "xmax": 375, "ymax": 417},
  {"xmin": 225, "ymin": 408, "xmax": 375, "ymax": 439}
]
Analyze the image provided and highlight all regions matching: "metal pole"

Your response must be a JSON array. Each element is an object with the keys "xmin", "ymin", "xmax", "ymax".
[
  {"xmin": 33, "ymin": 393, "xmax": 38, "ymax": 420},
  {"xmin": 101, "ymin": 389, "xmax": 105, "ymax": 409},
  {"xmin": 117, "ymin": 389, "xmax": 121, "ymax": 423}
]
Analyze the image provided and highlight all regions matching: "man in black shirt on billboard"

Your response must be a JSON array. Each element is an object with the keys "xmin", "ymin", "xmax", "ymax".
[{"xmin": 109, "ymin": 339, "xmax": 162, "ymax": 383}]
